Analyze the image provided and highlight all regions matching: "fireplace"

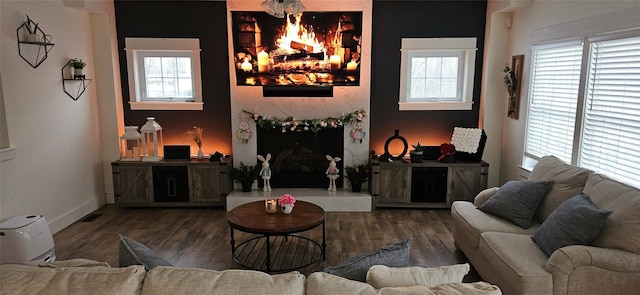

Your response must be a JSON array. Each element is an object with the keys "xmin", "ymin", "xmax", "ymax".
[{"xmin": 257, "ymin": 127, "xmax": 344, "ymax": 188}]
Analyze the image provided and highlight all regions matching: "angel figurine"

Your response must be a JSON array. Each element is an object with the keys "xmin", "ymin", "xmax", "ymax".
[
  {"xmin": 258, "ymin": 153, "xmax": 272, "ymax": 192},
  {"xmin": 326, "ymin": 155, "xmax": 341, "ymax": 191}
]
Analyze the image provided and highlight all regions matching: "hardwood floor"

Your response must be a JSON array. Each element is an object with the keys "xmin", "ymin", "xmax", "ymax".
[{"xmin": 53, "ymin": 205, "xmax": 479, "ymax": 281}]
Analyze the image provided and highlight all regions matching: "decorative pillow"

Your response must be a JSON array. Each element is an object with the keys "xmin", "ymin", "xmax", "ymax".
[
  {"xmin": 366, "ymin": 263, "xmax": 470, "ymax": 288},
  {"xmin": 323, "ymin": 236, "xmax": 412, "ymax": 282},
  {"xmin": 478, "ymin": 180, "xmax": 552, "ymax": 228},
  {"xmin": 119, "ymin": 234, "xmax": 172, "ymax": 270},
  {"xmin": 532, "ymin": 193, "xmax": 612, "ymax": 257}
]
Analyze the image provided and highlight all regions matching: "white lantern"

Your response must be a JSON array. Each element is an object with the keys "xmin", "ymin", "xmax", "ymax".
[
  {"xmin": 140, "ymin": 117, "xmax": 163, "ymax": 162},
  {"xmin": 119, "ymin": 126, "xmax": 142, "ymax": 161}
]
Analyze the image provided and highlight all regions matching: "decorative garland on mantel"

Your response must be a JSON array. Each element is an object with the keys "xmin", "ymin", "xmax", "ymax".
[{"xmin": 242, "ymin": 109, "xmax": 367, "ymax": 133}]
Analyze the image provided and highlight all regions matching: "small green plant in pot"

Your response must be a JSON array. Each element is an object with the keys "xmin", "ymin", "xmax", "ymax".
[
  {"xmin": 233, "ymin": 162, "xmax": 258, "ymax": 192},
  {"xmin": 410, "ymin": 142, "xmax": 425, "ymax": 163},
  {"xmin": 70, "ymin": 58, "xmax": 87, "ymax": 79},
  {"xmin": 344, "ymin": 163, "xmax": 370, "ymax": 192}
]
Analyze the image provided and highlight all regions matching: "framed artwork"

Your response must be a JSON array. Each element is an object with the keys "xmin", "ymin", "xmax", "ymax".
[{"xmin": 508, "ymin": 55, "xmax": 524, "ymax": 119}]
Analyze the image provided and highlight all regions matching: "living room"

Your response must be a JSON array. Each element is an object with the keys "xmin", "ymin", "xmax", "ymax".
[{"xmin": 1, "ymin": 0, "xmax": 640, "ymax": 292}]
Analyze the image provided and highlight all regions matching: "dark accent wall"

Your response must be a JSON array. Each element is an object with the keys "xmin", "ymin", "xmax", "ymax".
[
  {"xmin": 370, "ymin": 1, "xmax": 486, "ymax": 153},
  {"xmin": 114, "ymin": 1, "xmax": 232, "ymax": 154}
]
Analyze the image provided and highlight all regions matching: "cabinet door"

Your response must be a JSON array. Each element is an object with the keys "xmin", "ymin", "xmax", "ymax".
[
  {"xmin": 375, "ymin": 165, "xmax": 410, "ymax": 204},
  {"xmin": 449, "ymin": 166, "xmax": 484, "ymax": 203},
  {"xmin": 190, "ymin": 165, "xmax": 230, "ymax": 203},
  {"xmin": 113, "ymin": 165, "xmax": 151, "ymax": 203}
]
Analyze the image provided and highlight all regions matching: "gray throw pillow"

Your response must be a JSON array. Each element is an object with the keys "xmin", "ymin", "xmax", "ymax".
[
  {"xmin": 532, "ymin": 193, "xmax": 611, "ymax": 257},
  {"xmin": 478, "ymin": 180, "xmax": 552, "ymax": 229},
  {"xmin": 323, "ymin": 236, "xmax": 412, "ymax": 282},
  {"xmin": 118, "ymin": 234, "xmax": 172, "ymax": 270}
]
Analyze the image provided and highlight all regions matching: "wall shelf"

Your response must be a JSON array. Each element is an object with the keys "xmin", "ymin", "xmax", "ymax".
[
  {"xmin": 61, "ymin": 60, "xmax": 92, "ymax": 101},
  {"xmin": 16, "ymin": 18, "xmax": 54, "ymax": 68}
]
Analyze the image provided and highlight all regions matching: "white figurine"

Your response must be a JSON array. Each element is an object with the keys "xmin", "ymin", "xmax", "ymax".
[
  {"xmin": 326, "ymin": 155, "xmax": 341, "ymax": 191},
  {"xmin": 258, "ymin": 153, "xmax": 272, "ymax": 192}
]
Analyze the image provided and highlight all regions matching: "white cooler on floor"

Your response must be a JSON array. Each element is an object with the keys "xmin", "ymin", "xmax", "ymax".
[{"xmin": 0, "ymin": 214, "xmax": 56, "ymax": 265}]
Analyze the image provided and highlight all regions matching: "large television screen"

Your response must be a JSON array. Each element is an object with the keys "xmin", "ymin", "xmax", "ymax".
[{"xmin": 231, "ymin": 11, "xmax": 363, "ymax": 87}]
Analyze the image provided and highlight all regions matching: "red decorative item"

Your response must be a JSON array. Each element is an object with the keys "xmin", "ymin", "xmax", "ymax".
[{"xmin": 437, "ymin": 143, "xmax": 456, "ymax": 162}]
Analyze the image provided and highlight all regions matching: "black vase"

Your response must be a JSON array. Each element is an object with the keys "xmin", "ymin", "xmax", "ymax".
[
  {"xmin": 241, "ymin": 181, "xmax": 253, "ymax": 192},
  {"xmin": 351, "ymin": 182, "xmax": 362, "ymax": 192}
]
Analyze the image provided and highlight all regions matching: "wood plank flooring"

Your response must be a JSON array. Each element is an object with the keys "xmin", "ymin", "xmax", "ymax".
[{"xmin": 53, "ymin": 205, "xmax": 479, "ymax": 281}]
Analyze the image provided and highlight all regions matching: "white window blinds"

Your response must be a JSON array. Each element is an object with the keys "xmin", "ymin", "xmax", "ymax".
[
  {"xmin": 525, "ymin": 40, "xmax": 583, "ymax": 163},
  {"xmin": 580, "ymin": 35, "xmax": 640, "ymax": 188}
]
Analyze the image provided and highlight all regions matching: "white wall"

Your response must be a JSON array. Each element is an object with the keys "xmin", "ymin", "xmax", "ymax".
[
  {"xmin": 227, "ymin": 0, "xmax": 372, "ymax": 188},
  {"xmin": 0, "ymin": 0, "xmax": 120, "ymax": 233},
  {"xmin": 485, "ymin": 0, "xmax": 640, "ymax": 184}
]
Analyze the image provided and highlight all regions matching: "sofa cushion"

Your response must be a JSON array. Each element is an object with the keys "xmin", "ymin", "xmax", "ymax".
[
  {"xmin": 119, "ymin": 234, "xmax": 172, "ymax": 270},
  {"xmin": 0, "ymin": 264, "xmax": 146, "ymax": 295},
  {"xmin": 452, "ymin": 201, "xmax": 539, "ymax": 249},
  {"xmin": 532, "ymin": 193, "xmax": 611, "ymax": 257},
  {"xmin": 583, "ymin": 174, "xmax": 640, "ymax": 255},
  {"xmin": 142, "ymin": 266, "xmax": 305, "ymax": 295},
  {"xmin": 39, "ymin": 258, "xmax": 111, "ymax": 268},
  {"xmin": 307, "ymin": 272, "xmax": 501, "ymax": 295},
  {"xmin": 366, "ymin": 264, "xmax": 469, "ymax": 288},
  {"xmin": 323, "ymin": 236, "xmax": 412, "ymax": 282},
  {"xmin": 529, "ymin": 155, "xmax": 591, "ymax": 223},
  {"xmin": 478, "ymin": 180, "xmax": 552, "ymax": 228},
  {"xmin": 479, "ymin": 232, "xmax": 553, "ymax": 295}
]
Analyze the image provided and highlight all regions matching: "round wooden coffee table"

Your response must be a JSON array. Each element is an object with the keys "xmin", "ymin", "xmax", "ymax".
[{"xmin": 227, "ymin": 200, "xmax": 326, "ymax": 272}]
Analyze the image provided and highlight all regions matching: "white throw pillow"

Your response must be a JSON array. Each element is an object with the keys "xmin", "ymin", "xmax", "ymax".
[{"xmin": 366, "ymin": 263, "xmax": 470, "ymax": 288}]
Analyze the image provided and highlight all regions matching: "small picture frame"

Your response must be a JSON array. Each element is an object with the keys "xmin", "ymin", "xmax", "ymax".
[{"xmin": 508, "ymin": 55, "xmax": 524, "ymax": 119}]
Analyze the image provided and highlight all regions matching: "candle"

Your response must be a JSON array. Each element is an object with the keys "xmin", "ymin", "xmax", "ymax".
[
  {"xmin": 330, "ymin": 55, "xmax": 341, "ymax": 71},
  {"xmin": 346, "ymin": 60, "xmax": 358, "ymax": 72},
  {"xmin": 257, "ymin": 51, "xmax": 270, "ymax": 73},
  {"xmin": 241, "ymin": 58, "xmax": 252, "ymax": 72},
  {"xmin": 265, "ymin": 199, "xmax": 277, "ymax": 213}
]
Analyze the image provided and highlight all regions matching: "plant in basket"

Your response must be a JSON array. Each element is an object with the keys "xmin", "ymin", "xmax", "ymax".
[
  {"xmin": 410, "ymin": 142, "xmax": 425, "ymax": 163},
  {"xmin": 344, "ymin": 163, "xmax": 370, "ymax": 192}
]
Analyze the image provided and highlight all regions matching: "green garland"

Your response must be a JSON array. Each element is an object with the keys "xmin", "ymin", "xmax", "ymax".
[{"xmin": 243, "ymin": 109, "xmax": 367, "ymax": 133}]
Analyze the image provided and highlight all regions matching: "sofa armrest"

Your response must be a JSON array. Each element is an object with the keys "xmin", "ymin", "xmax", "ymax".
[
  {"xmin": 546, "ymin": 245, "xmax": 640, "ymax": 294},
  {"xmin": 473, "ymin": 187, "xmax": 499, "ymax": 207}
]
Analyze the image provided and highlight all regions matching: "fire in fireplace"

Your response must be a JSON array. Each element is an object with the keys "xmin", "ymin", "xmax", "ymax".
[
  {"xmin": 257, "ymin": 127, "xmax": 344, "ymax": 189},
  {"xmin": 231, "ymin": 11, "xmax": 363, "ymax": 87}
]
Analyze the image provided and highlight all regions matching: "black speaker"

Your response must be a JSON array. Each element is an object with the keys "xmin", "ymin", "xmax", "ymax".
[{"xmin": 163, "ymin": 145, "xmax": 190, "ymax": 160}]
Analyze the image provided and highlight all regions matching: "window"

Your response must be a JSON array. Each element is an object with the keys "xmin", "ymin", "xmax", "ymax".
[
  {"xmin": 524, "ymin": 39, "xmax": 584, "ymax": 165},
  {"xmin": 524, "ymin": 31, "xmax": 640, "ymax": 188},
  {"xmin": 125, "ymin": 38, "xmax": 203, "ymax": 110},
  {"xmin": 399, "ymin": 38, "xmax": 477, "ymax": 110}
]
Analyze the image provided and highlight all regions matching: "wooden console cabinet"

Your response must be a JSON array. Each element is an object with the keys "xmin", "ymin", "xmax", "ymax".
[
  {"xmin": 370, "ymin": 159, "xmax": 488, "ymax": 208},
  {"xmin": 111, "ymin": 158, "xmax": 232, "ymax": 207}
]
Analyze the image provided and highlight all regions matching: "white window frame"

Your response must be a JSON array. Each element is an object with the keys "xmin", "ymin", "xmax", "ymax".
[
  {"xmin": 399, "ymin": 37, "xmax": 477, "ymax": 111},
  {"xmin": 125, "ymin": 38, "xmax": 203, "ymax": 111},
  {"xmin": 523, "ymin": 29, "xmax": 640, "ymax": 188}
]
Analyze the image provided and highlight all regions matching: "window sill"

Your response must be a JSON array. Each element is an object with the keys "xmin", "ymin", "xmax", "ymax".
[
  {"xmin": 399, "ymin": 101, "xmax": 473, "ymax": 111},
  {"xmin": 129, "ymin": 102, "xmax": 203, "ymax": 111}
]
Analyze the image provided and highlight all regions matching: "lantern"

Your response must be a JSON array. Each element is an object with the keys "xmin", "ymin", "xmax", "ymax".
[
  {"xmin": 140, "ymin": 117, "xmax": 163, "ymax": 162},
  {"xmin": 119, "ymin": 126, "xmax": 142, "ymax": 161}
]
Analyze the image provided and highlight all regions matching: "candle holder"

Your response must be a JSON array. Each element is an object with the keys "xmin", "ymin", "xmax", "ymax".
[{"xmin": 265, "ymin": 198, "xmax": 277, "ymax": 213}]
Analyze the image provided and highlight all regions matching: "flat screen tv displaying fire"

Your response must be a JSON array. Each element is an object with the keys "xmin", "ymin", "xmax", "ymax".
[{"xmin": 231, "ymin": 11, "xmax": 363, "ymax": 87}]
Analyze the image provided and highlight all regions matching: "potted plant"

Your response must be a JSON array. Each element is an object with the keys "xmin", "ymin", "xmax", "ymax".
[
  {"xmin": 23, "ymin": 14, "xmax": 41, "ymax": 43},
  {"xmin": 233, "ymin": 162, "xmax": 258, "ymax": 192},
  {"xmin": 70, "ymin": 58, "xmax": 87, "ymax": 79},
  {"xmin": 410, "ymin": 142, "xmax": 425, "ymax": 163},
  {"xmin": 344, "ymin": 163, "xmax": 370, "ymax": 192}
]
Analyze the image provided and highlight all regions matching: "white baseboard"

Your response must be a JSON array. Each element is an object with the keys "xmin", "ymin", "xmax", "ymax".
[{"xmin": 48, "ymin": 198, "xmax": 104, "ymax": 234}]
